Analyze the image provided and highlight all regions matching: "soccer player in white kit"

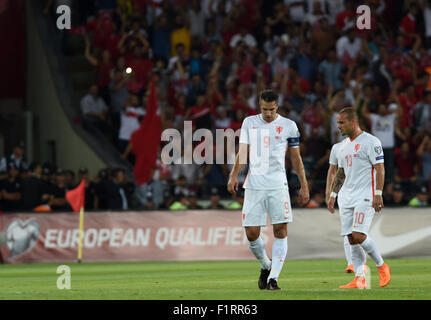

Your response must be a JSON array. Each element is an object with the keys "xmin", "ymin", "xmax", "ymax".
[
  {"xmin": 327, "ymin": 107, "xmax": 391, "ymax": 288},
  {"xmin": 325, "ymin": 141, "xmax": 367, "ymax": 274},
  {"xmin": 227, "ymin": 90, "xmax": 309, "ymax": 290}
]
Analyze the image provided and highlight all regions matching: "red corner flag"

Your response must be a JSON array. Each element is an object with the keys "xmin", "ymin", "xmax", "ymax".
[
  {"xmin": 66, "ymin": 179, "xmax": 86, "ymax": 213},
  {"xmin": 130, "ymin": 75, "xmax": 162, "ymax": 185}
]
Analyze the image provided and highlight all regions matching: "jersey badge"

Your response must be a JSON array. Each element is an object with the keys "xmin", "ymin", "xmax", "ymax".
[
  {"xmin": 276, "ymin": 126, "xmax": 283, "ymax": 134},
  {"xmin": 354, "ymin": 144, "xmax": 360, "ymax": 152}
]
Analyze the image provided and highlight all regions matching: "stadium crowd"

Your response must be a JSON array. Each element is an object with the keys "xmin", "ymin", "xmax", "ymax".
[{"xmin": 1, "ymin": 0, "xmax": 431, "ymax": 213}]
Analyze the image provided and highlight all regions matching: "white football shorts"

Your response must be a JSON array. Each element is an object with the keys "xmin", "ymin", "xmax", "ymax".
[
  {"xmin": 339, "ymin": 205, "xmax": 375, "ymax": 236},
  {"xmin": 242, "ymin": 188, "xmax": 292, "ymax": 227}
]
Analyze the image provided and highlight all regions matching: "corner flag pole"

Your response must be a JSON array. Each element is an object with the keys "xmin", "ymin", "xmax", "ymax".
[{"xmin": 77, "ymin": 206, "xmax": 84, "ymax": 263}]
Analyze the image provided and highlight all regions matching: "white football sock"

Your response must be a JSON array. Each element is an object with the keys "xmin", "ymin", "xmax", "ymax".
[
  {"xmin": 360, "ymin": 237, "xmax": 384, "ymax": 267},
  {"xmin": 248, "ymin": 237, "xmax": 271, "ymax": 270},
  {"xmin": 344, "ymin": 236, "xmax": 352, "ymax": 266},
  {"xmin": 351, "ymin": 244, "xmax": 367, "ymax": 277},
  {"xmin": 268, "ymin": 237, "xmax": 288, "ymax": 282}
]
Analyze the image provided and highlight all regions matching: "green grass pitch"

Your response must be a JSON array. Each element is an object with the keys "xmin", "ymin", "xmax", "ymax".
[{"xmin": 0, "ymin": 258, "xmax": 430, "ymax": 300}]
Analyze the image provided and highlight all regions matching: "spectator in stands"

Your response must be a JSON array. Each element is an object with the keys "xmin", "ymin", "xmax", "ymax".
[
  {"xmin": 414, "ymin": 89, "xmax": 431, "ymax": 133},
  {"xmin": 395, "ymin": 141, "xmax": 418, "ymax": 190},
  {"xmin": 118, "ymin": 93, "xmax": 145, "ymax": 160},
  {"xmin": 188, "ymin": 0, "xmax": 206, "ymax": 40},
  {"xmin": 294, "ymin": 41, "xmax": 319, "ymax": 85},
  {"xmin": 363, "ymin": 103, "xmax": 400, "ymax": 183},
  {"xmin": 408, "ymin": 184, "xmax": 430, "ymax": 207},
  {"xmin": 185, "ymin": 94, "xmax": 213, "ymax": 131},
  {"xmin": 417, "ymin": 134, "xmax": 431, "ymax": 183},
  {"xmin": 301, "ymin": 99, "xmax": 326, "ymax": 142},
  {"xmin": 0, "ymin": 141, "xmax": 28, "ymax": 179},
  {"xmin": 84, "ymin": 34, "xmax": 114, "ymax": 105},
  {"xmin": 318, "ymin": 49, "xmax": 343, "ymax": 91},
  {"xmin": 187, "ymin": 188, "xmax": 203, "ymax": 210},
  {"xmin": 189, "ymin": 46, "xmax": 206, "ymax": 80},
  {"xmin": 48, "ymin": 169, "xmax": 71, "ymax": 212},
  {"xmin": 270, "ymin": 38, "xmax": 290, "ymax": 82},
  {"xmin": 397, "ymin": 83, "xmax": 419, "ymax": 130},
  {"xmin": 126, "ymin": 43, "xmax": 154, "ymax": 92},
  {"xmin": 286, "ymin": 67, "xmax": 309, "ymax": 114},
  {"xmin": 285, "ymin": 0, "xmax": 307, "ymax": 23},
  {"xmin": 305, "ymin": 80, "xmax": 327, "ymax": 106},
  {"xmin": 384, "ymin": 183, "xmax": 408, "ymax": 206},
  {"xmin": 105, "ymin": 168, "xmax": 132, "ymax": 210},
  {"xmin": 335, "ymin": 0, "xmax": 355, "ymax": 31},
  {"xmin": 230, "ymin": 108, "xmax": 246, "ymax": 131},
  {"xmin": 207, "ymin": 187, "xmax": 225, "ymax": 209},
  {"xmin": 170, "ymin": 146, "xmax": 204, "ymax": 188},
  {"xmin": 93, "ymin": 168, "xmax": 110, "ymax": 210},
  {"xmin": 160, "ymin": 188, "xmax": 175, "ymax": 210},
  {"xmin": 171, "ymin": 13, "xmax": 191, "ymax": 57},
  {"xmin": 303, "ymin": 0, "xmax": 328, "ymax": 27},
  {"xmin": 109, "ymin": 69, "xmax": 131, "ymax": 142},
  {"xmin": 40, "ymin": 164, "xmax": 55, "ymax": 205},
  {"xmin": 336, "ymin": 27, "xmax": 362, "ymax": 67},
  {"xmin": 310, "ymin": 17, "xmax": 337, "ymax": 61},
  {"xmin": 186, "ymin": 73, "xmax": 206, "ymax": 106},
  {"xmin": 80, "ymin": 84, "xmax": 111, "ymax": 135},
  {"xmin": 167, "ymin": 43, "xmax": 190, "ymax": 95},
  {"xmin": 202, "ymin": 151, "xmax": 229, "ymax": 197},
  {"xmin": 230, "ymin": 26, "xmax": 258, "ymax": 53},
  {"xmin": 214, "ymin": 106, "xmax": 232, "ymax": 129},
  {"xmin": 0, "ymin": 163, "xmax": 22, "ymax": 212},
  {"xmin": 399, "ymin": 2, "xmax": 421, "ymax": 49},
  {"xmin": 77, "ymin": 167, "xmax": 96, "ymax": 210},
  {"xmin": 152, "ymin": 13, "xmax": 171, "ymax": 64},
  {"xmin": 64, "ymin": 169, "xmax": 76, "ymax": 189}
]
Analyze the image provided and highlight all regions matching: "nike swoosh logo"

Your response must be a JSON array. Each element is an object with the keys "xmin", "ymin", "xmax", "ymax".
[{"xmin": 369, "ymin": 216, "xmax": 431, "ymax": 255}]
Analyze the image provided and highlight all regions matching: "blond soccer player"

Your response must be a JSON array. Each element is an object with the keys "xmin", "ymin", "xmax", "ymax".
[
  {"xmin": 326, "ymin": 141, "xmax": 368, "ymax": 274},
  {"xmin": 327, "ymin": 107, "xmax": 391, "ymax": 289}
]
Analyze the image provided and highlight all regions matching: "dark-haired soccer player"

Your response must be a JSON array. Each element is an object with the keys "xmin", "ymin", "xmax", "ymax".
[
  {"xmin": 327, "ymin": 107, "xmax": 391, "ymax": 289},
  {"xmin": 227, "ymin": 90, "xmax": 309, "ymax": 290}
]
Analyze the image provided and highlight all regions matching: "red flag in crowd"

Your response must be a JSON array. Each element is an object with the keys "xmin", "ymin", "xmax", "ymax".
[
  {"xmin": 66, "ymin": 179, "xmax": 86, "ymax": 213},
  {"xmin": 130, "ymin": 75, "xmax": 162, "ymax": 185}
]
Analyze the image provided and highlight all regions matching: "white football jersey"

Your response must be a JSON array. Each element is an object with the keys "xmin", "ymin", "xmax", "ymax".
[
  {"xmin": 329, "ymin": 141, "xmax": 343, "ymax": 167},
  {"xmin": 337, "ymin": 132, "xmax": 384, "ymax": 208},
  {"xmin": 239, "ymin": 114, "xmax": 300, "ymax": 190}
]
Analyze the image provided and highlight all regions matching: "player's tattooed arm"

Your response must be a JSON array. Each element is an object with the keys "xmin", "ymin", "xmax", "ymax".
[{"xmin": 331, "ymin": 167, "xmax": 345, "ymax": 193}]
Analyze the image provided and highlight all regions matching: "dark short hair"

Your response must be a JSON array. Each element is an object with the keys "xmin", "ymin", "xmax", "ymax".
[{"xmin": 259, "ymin": 90, "xmax": 279, "ymax": 103}]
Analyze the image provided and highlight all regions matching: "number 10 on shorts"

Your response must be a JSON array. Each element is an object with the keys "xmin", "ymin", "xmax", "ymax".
[
  {"xmin": 284, "ymin": 202, "xmax": 290, "ymax": 220},
  {"xmin": 353, "ymin": 211, "xmax": 364, "ymax": 227}
]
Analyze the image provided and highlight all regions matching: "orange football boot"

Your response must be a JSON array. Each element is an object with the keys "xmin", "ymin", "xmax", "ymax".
[
  {"xmin": 339, "ymin": 276, "xmax": 367, "ymax": 289},
  {"xmin": 377, "ymin": 262, "xmax": 391, "ymax": 287},
  {"xmin": 345, "ymin": 264, "xmax": 367, "ymax": 273},
  {"xmin": 345, "ymin": 264, "xmax": 354, "ymax": 273}
]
